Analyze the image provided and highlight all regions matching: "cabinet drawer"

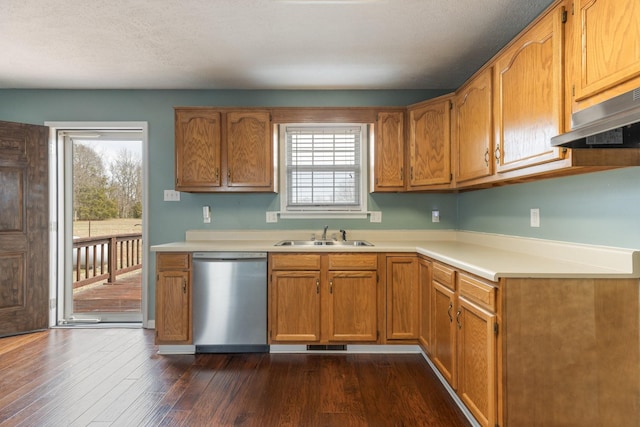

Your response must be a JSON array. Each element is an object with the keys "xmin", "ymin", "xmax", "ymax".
[
  {"xmin": 157, "ymin": 253, "xmax": 190, "ymax": 271},
  {"xmin": 432, "ymin": 262, "xmax": 455, "ymax": 290},
  {"xmin": 270, "ymin": 254, "xmax": 321, "ymax": 270},
  {"xmin": 458, "ymin": 273, "xmax": 496, "ymax": 312},
  {"xmin": 327, "ymin": 253, "xmax": 378, "ymax": 270}
]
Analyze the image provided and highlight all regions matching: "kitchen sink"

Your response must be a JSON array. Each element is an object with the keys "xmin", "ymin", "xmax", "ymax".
[{"xmin": 274, "ymin": 240, "xmax": 373, "ymax": 247}]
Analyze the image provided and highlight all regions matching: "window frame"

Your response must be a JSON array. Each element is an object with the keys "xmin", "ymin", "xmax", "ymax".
[{"xmin": 278, "ymin": 123, "xmax": 368, "ymax": 219}]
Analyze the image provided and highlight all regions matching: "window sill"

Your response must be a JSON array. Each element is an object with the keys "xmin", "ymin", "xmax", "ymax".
[{"xmin": 278, "ymin": 211, "xmax": 368, "ymax": 220}]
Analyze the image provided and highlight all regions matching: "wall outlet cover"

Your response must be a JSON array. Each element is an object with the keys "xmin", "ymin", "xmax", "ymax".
[
  {"xmin": 370, "ymin": 211, "xmax": 382, "ymax": 223},
  {"xmin": 266, "ymin": 211, "xmax": 278, "ymax": 223},
  {"xmin": 163, "ymin": 189, "xmax": 180, "ymax": 201},
  {"xmin": 530, "ymin": 208, "xmax": 540, "ymax": 228}
]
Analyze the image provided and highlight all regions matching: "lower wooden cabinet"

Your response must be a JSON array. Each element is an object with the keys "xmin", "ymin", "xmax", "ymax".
[
  {"xmin": 270, "ymin": 270, "xmax": 321, "ymax": 342},
  {"xmin": 431, "ymin": 276, "xmax": 457, "ymax": 387},
  {"xmin": 418, "ymin": 256, "xmax": 432, "ymax": 352},
  {"xmin": 456, "ymin": 273, "xmax": 498, "ymax": 427},
  {"xmin": 269, "ymin": 253, "xmax": 379, "ymax": 344},
  {"xmin": 155, "ymin": 253, "xmax": 192, "ymax": 344},
  {"xmin": 426, "ymin": 261, "xmax": 498, "ymax": 427},
  {"xmin": 386, "ymin": 255, "xmax": 420, "ymax": 340}
]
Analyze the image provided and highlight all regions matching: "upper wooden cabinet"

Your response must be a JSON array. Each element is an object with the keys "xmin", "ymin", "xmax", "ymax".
[
  {"xmin": 407, "ymin": 95, "xmax": 453, "ymax": 189},
  {"xmin": 175, "ymin": 108, "xmax": 274, "ymax": 192},
  {"xmin": 454, "ymin": 68, "xmax": 493, "ymax": 183},
  {"xmin": 570, "ymin": 0, "xmax": 640, "ymax": 113},
  {"xmin": 371, "ymin": 110, "xmax": 405, "ymax": 191},
  {"xmin": 493, "ymin": 3, "xmax": 567, "ymax": 173},
  {"xmin": 175, "ymin": 109, "xmax": 222, "ymax": 191}
]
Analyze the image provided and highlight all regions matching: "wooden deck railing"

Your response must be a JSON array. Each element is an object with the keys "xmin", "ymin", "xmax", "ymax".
[{"xmin": 73, "ymin": 233, "xmax": 142, "ymax": 289}]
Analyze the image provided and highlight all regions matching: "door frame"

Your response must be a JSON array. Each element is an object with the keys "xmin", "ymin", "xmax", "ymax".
[{"xmin": 46, "ymin": 121, "xmax": 150, "ymax": 328}]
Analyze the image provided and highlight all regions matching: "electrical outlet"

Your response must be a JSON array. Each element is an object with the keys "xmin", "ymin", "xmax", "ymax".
[
  {"xmin": 266, "ymin": 211, "xmax": 278, "ymax": 223},
  {"xmin": 530, "ymin": 208, "xmax": 540, "ymax": 227},
  {"xmin": 432, "ymin": 210, "xmax": 440, "ymax": 223},
  {"xmin": 370, "ymin": 211, "xmax": 382, "ymax": 223},
  {"xmin": 163, "ymin": 189, "xmax": 180, "ymax": 201}
]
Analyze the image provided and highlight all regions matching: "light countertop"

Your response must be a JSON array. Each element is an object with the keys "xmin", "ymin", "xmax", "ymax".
[{"xmin": 151, "ymin": 230, "xmax": 640, "ymax": 281}]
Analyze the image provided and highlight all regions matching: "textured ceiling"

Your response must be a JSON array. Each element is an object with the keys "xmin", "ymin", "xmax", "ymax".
[{"xmin": 1, "ymin": 0, "xmax": 554, "ymax": 90}]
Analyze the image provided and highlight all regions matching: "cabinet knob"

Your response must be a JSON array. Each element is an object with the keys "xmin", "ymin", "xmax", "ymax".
[
  {"xmin": 456, "ymin": 309, "xmax": 462, "ymax": 329},
  {"xmin": 484, "ymin": 148, "xmax": 489, "ymax": 166},
  {"xmin": 447, "ymin": 301, "xmax": 453, "ymax": 323},
  {"xmin": 494, "ymin": 145, "xmax": 501, "ymax": 162}
]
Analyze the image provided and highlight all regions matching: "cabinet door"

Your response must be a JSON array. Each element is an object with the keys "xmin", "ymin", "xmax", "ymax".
[
  {"xmin": 418, "ymin": 257, "xmax": 432, "ymax": 353},
  {"xmin": 494, "ymin": 5, "xmax": 566, "ymax": 173},
  {"xmin": 270, "ymin": 271, "xmax": 321, "ymax": 342},
  {"xmin": 457, "ymin": 297, "xmax": 497, "ymax": 427},
  {"xmin": 454, "ymin": 68, "xmax": 493, "ymax": 183},
  {"xmin": 326, "ymin": 271, "xmax": 378, "ymax": 342},
  {"xmin": 372, "ymin": 111, "xmax": 405, "ymax": 191},
  {"xmin": 432, "ymin": 281, "xmax": 457, "ymax": 388},
  {"xmin": 572, "ymin": 0, "xmax": 640, "ymax": 105},
  {"xmin": 175, "ymin": 109, "xmax": 222, "ymax": 191},
  {"xmin": 156, "ymin": 270, "xmax": 191, "ymax": 344},
  {"xmin": 408, "ymin": 97, "xmax": 452, "ymax": 188},
  {"xmin": 226, "ymin": 110, "xmax": 273, "ymax": 190},
  {"xmin": 386, "ymin": 256, "xmax": 419, "ymax": 340}
]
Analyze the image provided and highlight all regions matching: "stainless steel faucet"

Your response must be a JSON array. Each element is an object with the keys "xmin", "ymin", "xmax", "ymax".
[{"xmin": 322, "ymin": 225, "xmax": 328, "ymax": 241}]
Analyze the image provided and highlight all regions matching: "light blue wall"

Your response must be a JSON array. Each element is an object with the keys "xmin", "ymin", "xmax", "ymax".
[
  {"xmin": 0, "ymin": 89, "xmax": 454, "ymax": 319},
  {"xmin": 458, "ymin": 167, "xmax": 640, "ymax": 250},
  {"xmin": 2, "ymin": 89, "xmax": 639, "ymax": 320}
]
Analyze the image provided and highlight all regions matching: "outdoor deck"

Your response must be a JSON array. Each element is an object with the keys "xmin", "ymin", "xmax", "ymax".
[{"xmin": 73, "ymin": 270, "xmax": 142, "ymax": 313}]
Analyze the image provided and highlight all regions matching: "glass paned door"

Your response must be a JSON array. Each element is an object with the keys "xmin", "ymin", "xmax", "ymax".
[{"xmin": 62, "ymin": 130, "xmax": 144, "ymax": 323}]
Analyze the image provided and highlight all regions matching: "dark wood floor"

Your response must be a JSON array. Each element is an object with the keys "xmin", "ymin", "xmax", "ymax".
[{"xmin": 0, "ymin": 328, "xmax": 470, "ymax": 427}]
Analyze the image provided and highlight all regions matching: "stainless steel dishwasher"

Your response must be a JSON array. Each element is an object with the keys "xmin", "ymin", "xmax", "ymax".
[{"xmin": 192, "ymin": 252, "xmax": 268, "ymax": 353}]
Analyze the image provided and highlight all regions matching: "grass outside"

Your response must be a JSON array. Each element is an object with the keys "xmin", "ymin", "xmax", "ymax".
[{"xmin": 73, "ymin": 218, "xmax": 142, "ymax": 238}]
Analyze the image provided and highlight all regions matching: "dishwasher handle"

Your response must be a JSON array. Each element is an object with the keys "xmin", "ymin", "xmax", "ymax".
[{"xmin": 193, "ymin": 252, "xmax": 267, "ymax": 261}]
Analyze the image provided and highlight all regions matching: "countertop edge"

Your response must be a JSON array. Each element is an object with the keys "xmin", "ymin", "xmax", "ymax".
[{"xmin": 150, "ymin": 232, "xmax": 640, "ymax": 281}]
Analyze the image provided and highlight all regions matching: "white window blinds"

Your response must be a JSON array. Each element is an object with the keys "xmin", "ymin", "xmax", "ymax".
[{"xmin": 285, "ymin": 125, "xmax": 362, "ymax": 211}]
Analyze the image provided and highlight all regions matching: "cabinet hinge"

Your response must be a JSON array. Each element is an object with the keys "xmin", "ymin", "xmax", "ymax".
[
  {"xmin": 376, "ymin": 274, "xmax": 379, "ymax": 283},
  {"xmin": 450, "ymin": 173, "xmax": 453, "ymax": 181},
  {"xmin": 572, "ymin": 84, "xmax": 575, "ymax": 97},
  {"xmin": 377, "ymin": 330, "xmax": 380, "ymax": 340},
  {"xmin": 449, "ymin": 100, "xmax": 453, "ymax": 110},
  {"xmin": 494, "ymin": 322, "xmax": 499, "ymax": 335},
  {"xmin": 571, "ymin": 2, "xmax": 574, "ymax": 15},
  {"xmin": 561, "ymin": 7, "xmax": 567, "ymax": 23}
]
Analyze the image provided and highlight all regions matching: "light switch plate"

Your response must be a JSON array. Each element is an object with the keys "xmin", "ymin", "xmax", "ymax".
[{"xmin": 370, "ymin": 211, "xmax": 382, "ymax": 223}]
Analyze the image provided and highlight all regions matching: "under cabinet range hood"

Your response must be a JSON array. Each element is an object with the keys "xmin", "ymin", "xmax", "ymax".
[{"xmin": 551, "ymin": 88, "xmax": 640, "ymax": 149}]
